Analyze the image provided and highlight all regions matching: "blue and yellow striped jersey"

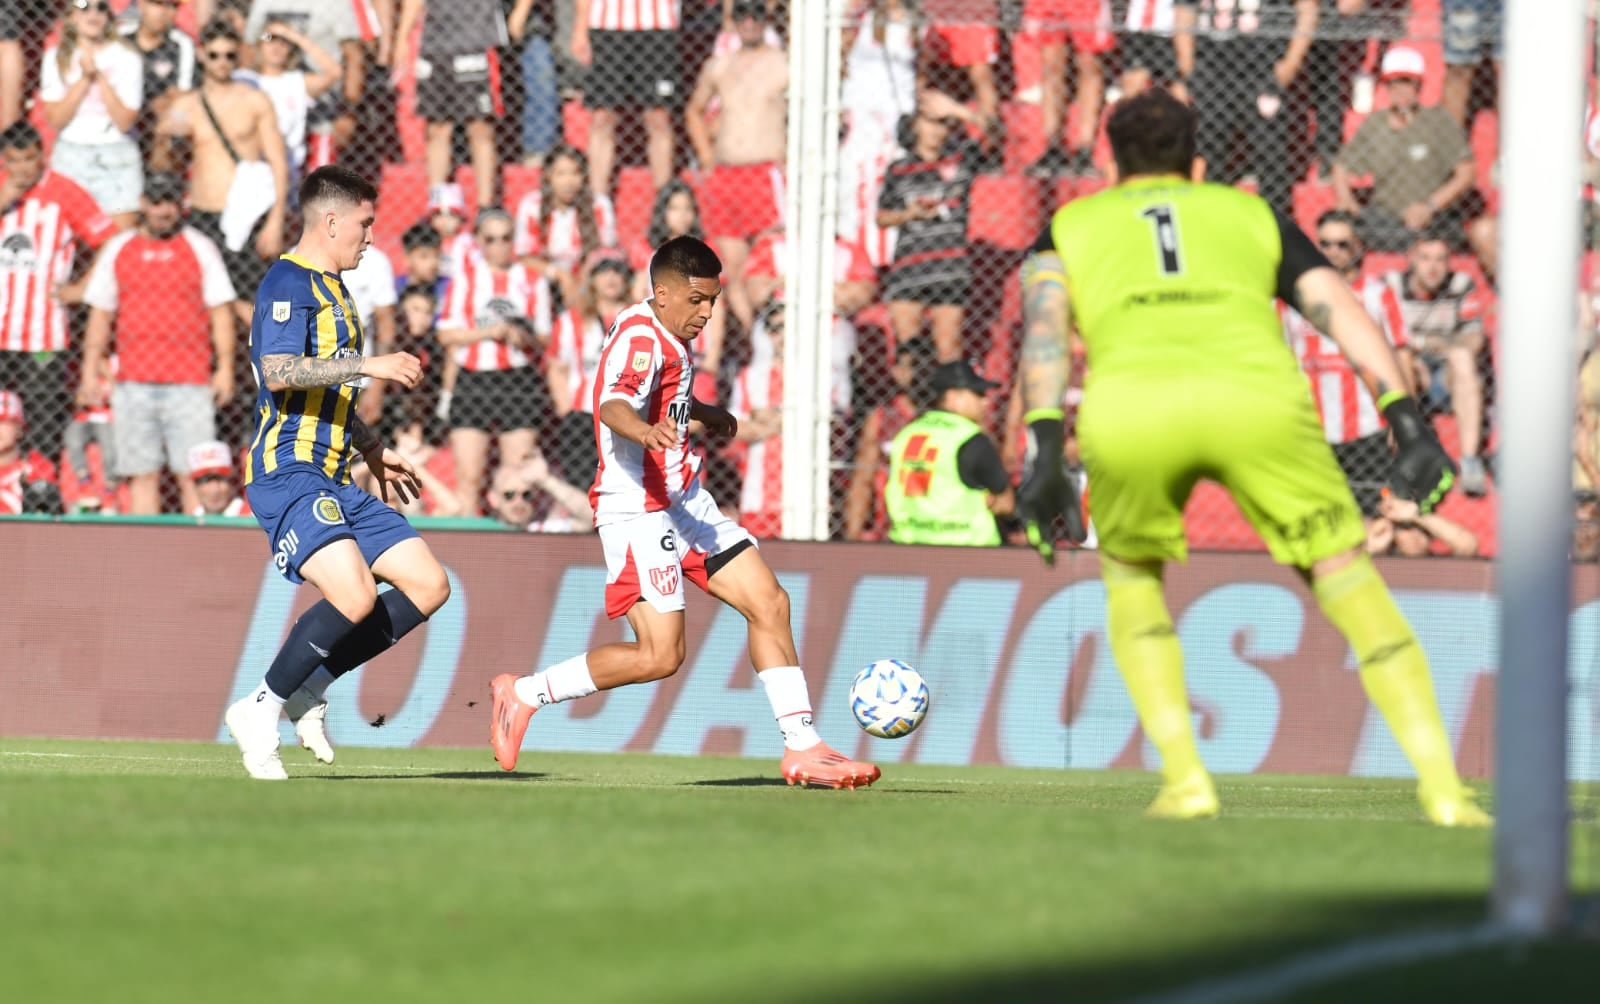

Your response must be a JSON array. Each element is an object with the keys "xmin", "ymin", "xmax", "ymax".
[{"xmin": 245, "ymin": 253, "xmax": 366, "ymax": 485}]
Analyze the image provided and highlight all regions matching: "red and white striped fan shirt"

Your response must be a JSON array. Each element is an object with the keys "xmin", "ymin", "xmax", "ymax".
[
  {"xmin": 745, "ymin": 231, "xmax": 878, "ymax": 312},
  {"xmin": 512, "ymin": 190, "xmax": 618, "ymax": 273},
  {"xmin": 730, "ymin": 361, "xmax": 783, "ymax": 535},
  {"xmin": 1123, "ymin": 0, "xmax": 1177, "ymax": 32},
  {"xmin": 0, "ymin": 171, "xmax": 117, "ymax": 353},
  {"xmin": 546, "ymin": 307, "xmax": 611, "ymax": 413},
  {"xmin": 587, "ymin": 0, "xmax": 680, "ymax": 31},
  {"xmin": 351, "ymin": 0, "xmax": 383, "ymax": 41},
  {"xmin": 1281, "ymin": 274, "xmax": 1409, "ymax": 443},
  {"xmin": 0, "ymin": 450, "xmax": 56, "ymax": 515},
  {"xmin": 440, "ymin": 254, "xmax": 553, "ymax": 371},
  {"xmin": 589, "ymin": 298, "xmax": 699, "ymax": 524}
]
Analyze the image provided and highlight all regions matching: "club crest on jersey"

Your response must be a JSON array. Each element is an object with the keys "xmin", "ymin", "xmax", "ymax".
[
  {"xmin": 631, "ymin": 350, "xmax": 652, "ymax": 372},
  {"xmin": 649, "ymin": 566, "xmax": 679, "ymax": 594},
  {"xmin": 272, "ymin": 301, "xmax": 291, "ymax": 322},
  {"xmin": 312, "ymin": 496, "xmax": 345, "ymax": 526}
]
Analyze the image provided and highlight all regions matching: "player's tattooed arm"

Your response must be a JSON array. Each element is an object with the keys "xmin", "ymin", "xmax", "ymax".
[
  {"xmin": 348, "ymin": 413, "xmax": 381, "ymax": 455},
  {"xmin": 1019, "ymin": 251, "xmax": 1072, "ymax": 414},
  {"xmin": 1292, "ymin": 268, "xmax": 1409, "ymax": 405},
  {"xmin": 259, "ymin": 353, "xmax": 367, "ymax": 391}
]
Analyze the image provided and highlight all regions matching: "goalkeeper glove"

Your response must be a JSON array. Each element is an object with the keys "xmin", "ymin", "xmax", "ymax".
[
  {"xmin": 1382, "ymin": 393, "xmax": 1455, "ymax": 514},
  {"xmin": 1017, "ymin": 410, "xmax": 1086, "ymax": 565}
]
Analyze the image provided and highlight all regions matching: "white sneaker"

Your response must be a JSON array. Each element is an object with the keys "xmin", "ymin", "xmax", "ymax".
[
  {"xmin": 224, "ymin": 693, "xmax": 288, "ymax": 780},
  {"xmin": 285, "ymin": 686, "xmax": 334, "ymax": 764}
]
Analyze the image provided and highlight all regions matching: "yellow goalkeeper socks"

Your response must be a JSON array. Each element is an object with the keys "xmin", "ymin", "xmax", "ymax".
[
  {"xmin": 1312, "ymin": 554, "xmax": 1464, "ymax": 798},
  {"xmin": 1103, "ymin": 557, "xmax": 1206, "ymax": 786}
]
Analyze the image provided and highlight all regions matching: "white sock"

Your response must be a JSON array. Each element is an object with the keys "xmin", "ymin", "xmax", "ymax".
[
  {"xmin": 303, "ymin": 667, "xmax": 336, "ymax": 702},
  {"xmin": 514, "ymin": 653, "xmax": 599, "ymax": 707},
  {"xmin": 251, "ymin": 681, "xmax": 287, "ymax": 706},
  {"xmin": 758, "ymin": 665, "xmax": 821, "ymax": 751}
]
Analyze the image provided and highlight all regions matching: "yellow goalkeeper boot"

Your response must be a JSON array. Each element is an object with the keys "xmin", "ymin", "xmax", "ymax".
[
  {"xmin": 1146, "ymin": 771, "xmax": 1219, "ymax": 821},
  {"xmin": 1420, "ymin": 783, "xmax": 1492, "ymax": 828}
]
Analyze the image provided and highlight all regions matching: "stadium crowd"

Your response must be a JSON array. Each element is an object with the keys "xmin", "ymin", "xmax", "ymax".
[{"xmin": 0, "ymin": 0, "xmax": 1564, "ymax": 558}]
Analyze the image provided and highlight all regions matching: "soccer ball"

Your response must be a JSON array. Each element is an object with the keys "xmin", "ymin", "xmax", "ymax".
[{"xmin": 849, "ymin": 659, "xmax": 930, "ymax": 739}]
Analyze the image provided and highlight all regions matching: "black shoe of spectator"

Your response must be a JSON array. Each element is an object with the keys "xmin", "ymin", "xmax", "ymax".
[
  {"xmin": 1025, "ymin": 145, "xmax": 1072, "ymax": 179},
  {"xmin": 1065, "ymin": 149, "xmax": 1102, "ymax": 179}
]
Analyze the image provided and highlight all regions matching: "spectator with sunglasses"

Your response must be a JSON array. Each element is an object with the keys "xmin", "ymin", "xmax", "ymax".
[
  {"xmin": 488, "ymin": 450, "xmax": 594, "ymax": 533},
  {"xmin": 438, "ymin": 207, "xmax": 553, "ymax": 515},
  {"xmin": 234, "ymin": 20, "xmax": 342, "ymax": 195},
  {"xmin": 41, "ymin": 0, "xmax": 145, "ymax": 230},
  {"xmin": 155, "ymin": 20, "xmax": 288, "ymax": 309},
  {"xmin": 1279, "ymin": 209, "xmax": 1415, "ymax": 524},
  {"xmin": 243, "ymin": 1, "xmax": 364, "ymax": 171}
]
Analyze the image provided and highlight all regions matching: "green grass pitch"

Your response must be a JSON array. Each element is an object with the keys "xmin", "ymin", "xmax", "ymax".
[{"xmin": 1, "ymin": 739, "xmax": 1593, "ymax": 1003}]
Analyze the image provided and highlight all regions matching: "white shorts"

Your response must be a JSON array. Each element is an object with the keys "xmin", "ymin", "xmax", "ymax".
[
  {"xmin": 51, "ymin": 138, "xmax": 142, "ymax": 217},
  {"xmin": 600, "ymin": 482, "xmax": 755, "ymax": 619}
]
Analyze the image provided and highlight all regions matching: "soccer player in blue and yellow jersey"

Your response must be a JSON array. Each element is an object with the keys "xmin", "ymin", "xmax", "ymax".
[
  {"xmin": 224, "ymin": 166, "xmax": 452, "ymax": 780},
  {"xmin": 1016, "ymin": 89, "xmax": 1489, "ymax": 827}
]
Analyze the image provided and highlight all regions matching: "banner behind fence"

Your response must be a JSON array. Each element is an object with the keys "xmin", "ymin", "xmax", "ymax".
[{"xmin": 5, "ymin": 521, "xmax": 1600, "ymax": 778}]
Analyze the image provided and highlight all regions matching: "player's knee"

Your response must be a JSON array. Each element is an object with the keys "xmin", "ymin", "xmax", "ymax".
[
  {"xmin": 636, "ymin": 637, "xmax": 686, "ymax": 683},
  {"xmin": 329, "ymin": 581, "xmax": 379, "ymax": 624},
  {"xmin": 412, "ymin": 565, "xmax": 451, "ymax": 616},
  {"xmin": 754, "ymin": 583, "xmax": 791, "ymax": 631}
]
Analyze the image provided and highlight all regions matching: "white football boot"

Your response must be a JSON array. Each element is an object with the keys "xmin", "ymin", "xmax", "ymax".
[
  {"xmin": 224, "ymin": 692, "xmax": 288, "ymax": 780},
  {"xmin": 285, "ymin": 686, "xmax": 335, "ymax": 764}
]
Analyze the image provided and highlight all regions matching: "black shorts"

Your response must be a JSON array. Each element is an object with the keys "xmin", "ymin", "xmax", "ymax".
[
  {"xmin": 416, "ymin": 49, "xmax": 504, "ymax": 122},
  {"xmin": 585, "ymin": 30, "xmax": 681, "ymax": 109},
  {"xmin": 190, "ymin": 209, "xmax": 272, "ymax": 301},
  {"xmin": 884, "ymin": 260, "xmax": 972, "ymax": 306},
  {"xmin": 1117, "ymin": 32, "xmax": 1179, "ymax": 83},
  {"xmin": 448, "ymin": 366, "xmax": 549, "ymax": 432},
  {"xmin": 1332, "ymin": 430, "xmax": 1392, "ymax": 518},
  {"xmin": 0, "ymin": 350, "xmax": 69, "ymax": 460}
]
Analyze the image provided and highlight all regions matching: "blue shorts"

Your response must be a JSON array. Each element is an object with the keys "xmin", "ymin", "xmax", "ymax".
[{"xmin": 246, "ymin": 462, "xmax": 419, "ymax": 584}]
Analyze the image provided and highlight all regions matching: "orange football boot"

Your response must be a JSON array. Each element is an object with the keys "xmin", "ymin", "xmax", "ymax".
[
  {"xmin": 490, "ymin": 674, "xmax": 537, "ymax": 771},
  {"xmin": 780, "ymin": 743, "xmax": 881, "ymax": 789}
]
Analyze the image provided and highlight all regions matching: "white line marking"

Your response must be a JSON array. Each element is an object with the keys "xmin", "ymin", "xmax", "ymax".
[{"xmin": 1125, "ymin": 923, "xmax": 1519, "ymax": 1004}]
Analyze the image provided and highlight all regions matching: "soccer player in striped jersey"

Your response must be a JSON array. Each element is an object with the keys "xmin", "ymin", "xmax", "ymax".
[
  {"xmin": 489, "ymin": 236, "xmax": 880, "ymax": 789},
  {"xmin": 224, "ymin": 166, "xmax": 451, "ymax": 781}
]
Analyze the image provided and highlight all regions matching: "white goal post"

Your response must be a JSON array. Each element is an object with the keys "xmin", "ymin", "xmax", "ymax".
[{"xmin": 1492, "ymin": 0, "xmax": 1589, "ymax": 935}]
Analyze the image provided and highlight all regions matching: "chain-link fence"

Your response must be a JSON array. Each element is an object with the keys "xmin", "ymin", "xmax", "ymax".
[{"xmin": 0, "ymin": 0, "xmax": 1580, "ymax": 561}]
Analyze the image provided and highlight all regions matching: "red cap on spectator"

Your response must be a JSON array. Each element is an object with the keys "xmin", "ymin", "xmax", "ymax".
[
  {"xmin": 1380, "ymin": 46, "xmax": 1426, "ymax": 82},
  {"xmin": 428, "ymin": 183, "xmax": 467, "ymax": 219},
  {"xmin": 0, "ymin": 390, "xmax": 23, "ymax": 425},
  {"xmin": 187, "ymin": 439, "xmax": 235, "ymax": 479}
]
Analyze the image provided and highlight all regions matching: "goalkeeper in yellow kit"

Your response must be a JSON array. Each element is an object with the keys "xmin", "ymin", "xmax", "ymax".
[{"xmin": 1017, "ymin": 89, "xmax": 1489, "ymax": 827}]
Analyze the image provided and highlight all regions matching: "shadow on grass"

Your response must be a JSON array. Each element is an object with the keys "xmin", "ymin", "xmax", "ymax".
[
  {"xmin": 793, "ymin": 891, "xmax": 1500, "ymax": 1004},
  {"xmin": 311, "ymin": 771, "xmax": 550, "ymax": 782},
  {"xmin": 684, "ymin": 777, "xmax": 789, "ymax": 787}
]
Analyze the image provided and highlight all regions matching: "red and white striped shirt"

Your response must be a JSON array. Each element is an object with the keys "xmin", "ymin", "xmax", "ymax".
[
  {"xmin": 0, "ymin": 171, "xmax": 116, "ymax": 353},
  {"xmin": 587, "ymin": 0, "xmax": 680, "ymax": 31},
  {"xmin": 0, "ymin": 450, "xmax": 56, "ymax": 515},
  {"xmin": 352, "ymin": 0, "xmax": 384, "ymax": 41},
  {"xmin": 512, "ymin": 190, "xmax": 618, "ymax": 273},
  {"xmin": 1281, "ymin": 274, "xmax": 1409, "ymax": 443},
  {"xmin": 440, "ymin": 254, "xmax": 553, "ymax": 371},
  {"xmin": 730, "ymin": 361, "xmax": 783, "ymax": 535},
  {"xmin": 1123, "ymin": 0, "xmax": 1177, "ymax": 32},
  {"xmin": 546, "ymin": 306, "xmax": 611, "ymax": 412},
  {"xmin": 589, "ymin": 298, "xmax": 699, "ymax": 524}
]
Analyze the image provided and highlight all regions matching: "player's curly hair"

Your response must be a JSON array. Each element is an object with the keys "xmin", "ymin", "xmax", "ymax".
[{"xmin": 1106, "ymin": 88, "xmax": 1197, "ymax": 180}]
